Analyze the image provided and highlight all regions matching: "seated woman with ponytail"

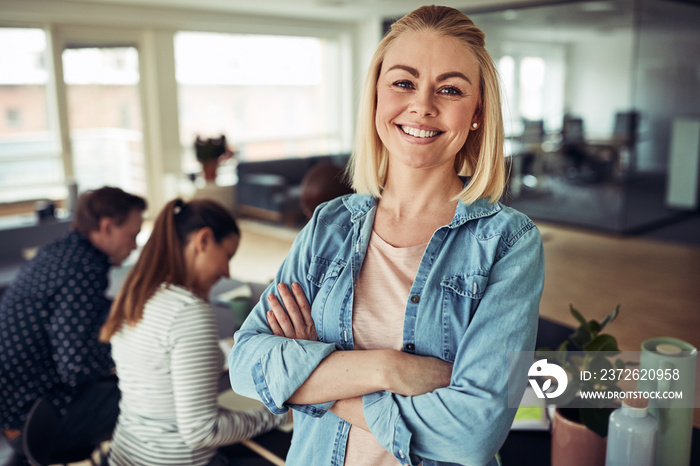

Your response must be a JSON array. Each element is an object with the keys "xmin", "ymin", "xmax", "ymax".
[{"xmin": 100, "ymin": 199, "xmax": 289, "ymax": 466}]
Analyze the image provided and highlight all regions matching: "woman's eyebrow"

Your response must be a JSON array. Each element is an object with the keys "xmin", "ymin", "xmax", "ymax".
[
  {"xmin": 387, "ymin": 64, "xmax": 419, "ymax": 77},
  {"xmin": 437, "ymin": 71, "xmax": 472, "ymax": 85},
  {"xmin": 386, "ymin": 64, "xmax": 473, "ymax": 85}
]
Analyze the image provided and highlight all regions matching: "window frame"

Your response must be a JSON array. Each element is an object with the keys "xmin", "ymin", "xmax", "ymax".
[{"xmin": 0, "ymin": 8, "xmax": 357, "ymax": 215}]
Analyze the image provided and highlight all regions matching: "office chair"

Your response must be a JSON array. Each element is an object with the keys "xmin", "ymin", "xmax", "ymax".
[
  {"xmin": 510, "ymin": 119, "xmax": 546, "ymax": 194},
  {"xmin": 612, "ymin": 111, "xmax": 639, "ymax": 147},
  {"xmin": 22, "ymin": 398, "xmax": 101, "ymax": 466},
  {"xmin": 560, "ymin": 116, "xmax": 588, "ymax": 176}
]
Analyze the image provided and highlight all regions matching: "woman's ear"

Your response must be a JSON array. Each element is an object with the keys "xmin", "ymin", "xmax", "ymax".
[
  {"xmin": 471, "ymin": 102, "xmax": 483, "ymax": 129},
  {"xmin": 192, "ymin": 227, "xmax": 215, "ymax": 253}
]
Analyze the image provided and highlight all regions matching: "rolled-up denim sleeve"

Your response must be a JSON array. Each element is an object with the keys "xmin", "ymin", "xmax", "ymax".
[
  {"xmin": 228, "ymin": 208, "xmax": 341, "ymax": 417},
  {"xmin": 362, "ymin": 222, "xmax": 545, "ymax": 466}
]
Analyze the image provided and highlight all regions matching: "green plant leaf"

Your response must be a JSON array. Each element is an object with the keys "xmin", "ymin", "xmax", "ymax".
[
  {"xmin": 569, "ymin": 327, "xmax": 593, "ymax": 349},
  {"xmin": 588, "ymin": 320, "xmax": 601, "ymax": 335},
  {"xmin": 598, "ymin": 305, "xmax": 620, "ymax": 331},
  {"xmin": 569, "ymin": 305, "xmax": 589, "ymax": 328},
  {"xmin": 589, "ymin": 354, "xmax": 613, "ymax": 373},
  {"xmin": 583, "ymin": 334, "xmax": 619, "ymax": 352}
]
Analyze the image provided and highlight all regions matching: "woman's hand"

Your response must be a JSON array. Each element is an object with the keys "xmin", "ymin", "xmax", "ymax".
[{"xmin": 266, "ymin": 282, "xmax": 318, "ymax": 341}]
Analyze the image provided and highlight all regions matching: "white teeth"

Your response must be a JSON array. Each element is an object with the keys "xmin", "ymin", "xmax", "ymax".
[{"xmin": 401, "ymin": 126, "xmax": 438, "ymax": 138}]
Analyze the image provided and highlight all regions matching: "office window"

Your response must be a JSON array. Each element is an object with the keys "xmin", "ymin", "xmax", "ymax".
[
  {"xmin": 519, "ymin": 56, "xmax": 546, "ymax": 121},
  {"xmin": 0, "ymin": 28, "xmax": 64, "ymax": 206},
  {"xmin": 6, "ymin": 109, "xmax": 21, "ymax": 127},
  {"xmin": 495, "ymin": 44, "xmax": 565, "ymax": 135},
  {"xmin": 62, "ymin": 46, "xmax": 147, "ymax": 197},
  {"xmin": 175, "ymin": 32, "xmax": 345, "ymax": 174}
]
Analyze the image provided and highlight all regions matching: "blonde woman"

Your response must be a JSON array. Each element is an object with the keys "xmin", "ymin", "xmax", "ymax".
[{"xmin": 230, "ymin": 6, "xmax": 544, "ymax": 466}]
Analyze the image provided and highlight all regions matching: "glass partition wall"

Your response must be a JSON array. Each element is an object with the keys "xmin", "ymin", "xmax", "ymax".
[{"xmin": 468, "ymin": 0, "xmax": 700, "ymax": 233}]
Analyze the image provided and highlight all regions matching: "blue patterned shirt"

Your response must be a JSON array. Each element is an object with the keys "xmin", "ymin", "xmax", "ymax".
[{"xmin": 0, "ymin": 231, "xmax": 115, "ymax": 429}]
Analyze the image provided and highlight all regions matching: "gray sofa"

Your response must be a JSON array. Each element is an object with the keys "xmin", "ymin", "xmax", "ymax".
[{"xmin": 236, "ymin": 153, "xmax": 350, "ymax": 225}]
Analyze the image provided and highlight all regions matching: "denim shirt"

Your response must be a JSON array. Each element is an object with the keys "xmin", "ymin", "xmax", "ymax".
[{"xmin": 229, "ymin": 190, "xmax": 545, "ymax": 466}]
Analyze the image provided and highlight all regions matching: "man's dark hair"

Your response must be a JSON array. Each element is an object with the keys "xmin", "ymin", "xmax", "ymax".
[{"xmin": 72, "ymin": 186, "xmax": 147, "ymax": 236}]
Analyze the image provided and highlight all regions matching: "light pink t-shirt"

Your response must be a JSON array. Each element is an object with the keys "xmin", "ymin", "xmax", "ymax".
[{"xmin": 344, "ymin": 230, "xmax": 427, "ymax": 466}]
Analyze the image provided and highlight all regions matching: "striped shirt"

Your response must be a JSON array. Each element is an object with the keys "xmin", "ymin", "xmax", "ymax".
[{"xmin": 109, "ymin": 284, "xmax": 286, "ymax": 466}]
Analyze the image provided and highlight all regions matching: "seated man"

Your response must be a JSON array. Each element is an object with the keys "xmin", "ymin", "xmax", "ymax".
[{"xmin": 0, "ymin": 186, "xmax": 146, "ymax": 460}]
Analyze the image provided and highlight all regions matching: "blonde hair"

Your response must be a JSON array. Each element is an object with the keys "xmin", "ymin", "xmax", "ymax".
[{"xmin": 347, "ymin": 5, "xmax": 505, "ymax": 204}]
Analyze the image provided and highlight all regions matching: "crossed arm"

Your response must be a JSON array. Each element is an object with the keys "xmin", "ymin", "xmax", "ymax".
[{"xmin": 265, "ymin": 282, "xmax": 453, "ymax": 431}]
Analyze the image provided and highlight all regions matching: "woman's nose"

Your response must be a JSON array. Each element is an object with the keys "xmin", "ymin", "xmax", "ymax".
[{"xmin": 410, "ymin": 89, "xmax": 437, "ymax": 117}]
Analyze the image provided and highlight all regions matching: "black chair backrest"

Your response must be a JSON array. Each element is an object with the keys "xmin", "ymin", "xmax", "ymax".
[
  {"xmin": 23, "ymin": 398, "xmax": 59, "ymax": 466},
  {"xmin": 562, "ymin": 117, "xmax": 585, "ymax": 144},
  {"xmin": 22, "ymin": 398, "xmax": 96, "ymax": 466},
  {"xmin": 522, "ymin": 119, "xmax": 545, "ymax": 144},
  {"xmin": 612, "ymin": 111, "xmax": 639, "ymax": 145}
]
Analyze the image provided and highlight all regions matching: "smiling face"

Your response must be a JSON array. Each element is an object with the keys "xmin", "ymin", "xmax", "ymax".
[
  {"xmin": 375, "ymin": 30, "xmax": 481, "ymax": 173},
  {"xmin": 186, "ymin": 229, "xmax": 240, "ymax": 299}
]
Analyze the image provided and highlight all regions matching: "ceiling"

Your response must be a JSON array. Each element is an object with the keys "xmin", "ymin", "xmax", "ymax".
[{"xmin": 72, "ymin": 0, "xmax": 561, "ymax": 21}]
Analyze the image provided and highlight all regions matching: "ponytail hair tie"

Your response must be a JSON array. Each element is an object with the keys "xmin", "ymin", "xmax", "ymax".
[{"xmin": 173, "ymin": 199, "xmax": 185, "ymax": 216}]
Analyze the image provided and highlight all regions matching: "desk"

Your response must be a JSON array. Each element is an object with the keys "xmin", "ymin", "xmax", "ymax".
[
  {"xmin": 211, "ymin": 278, "xmax": 293, "ymax": 464},
  {"xmin": 209, "ymin": 278, "xmax": 269, "ymax": 339},
  {"xmin": 217, "ymin": 390, "xmax": 292, "ymax": 465}
]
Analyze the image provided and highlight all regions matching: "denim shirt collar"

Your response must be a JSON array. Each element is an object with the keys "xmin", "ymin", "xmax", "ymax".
[{"xmin": 341, "ymin": 177, "xmax": 502, "ymax": 228}]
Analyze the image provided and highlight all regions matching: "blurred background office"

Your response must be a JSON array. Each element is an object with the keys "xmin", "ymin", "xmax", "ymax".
[
  {"xmin": 1, "ymin": 3, "xmax": 698, "ymax": 464},
  {"xmin": 0, "ymin": 0, "xmax": 698, "ymax": 332},
  {"xmin": 1, "ymin": 0, "xmax": 699, "ymax": 231}
]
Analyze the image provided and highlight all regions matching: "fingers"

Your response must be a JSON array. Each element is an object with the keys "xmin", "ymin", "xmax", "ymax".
[
  {"xmin": 267, "ymin": 294, "xmax": 295, "ymax": 338},
  {"xmin": 266, "ymin": 282, "xmax": 317, "ymax": 341},
  {"xmin": 267, "ymin": 310, "xmax": 284, "ymax": 336},
  {"xmin": 290, "ymin": 283, "xmax": 312, "ymax": 325},
  {"xmin": 277, "ymin": 283, "xmax": 306, "ymax": 334}
]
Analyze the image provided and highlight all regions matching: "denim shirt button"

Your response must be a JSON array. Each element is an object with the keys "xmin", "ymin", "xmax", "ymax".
[
  {"xmin": 410, "ymin": 295, "xmax": 420, "ymax": 304},
  {"xmin": 405, "ymin": 343, "xmax": 415, "ymax": 351}
]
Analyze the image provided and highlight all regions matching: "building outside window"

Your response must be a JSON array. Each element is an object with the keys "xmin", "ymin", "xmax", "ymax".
[
  {"xmin": 62, "ymin": 46, "xmax": 147, "ymax": 197},
  {"xmin": 175, "ymin": 32, "xmax": 347, "ymax": 179},
  {"xmin": 0, "ymin": 27, "xmax": 64, "ymax": 207}
]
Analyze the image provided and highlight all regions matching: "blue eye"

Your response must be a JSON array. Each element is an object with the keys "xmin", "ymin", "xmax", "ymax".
[
  {"xmin": 440, "ymin": 86, "xmax": 462, "ymax": 96},
  {"xmin": 393, "ymin": 80, "xmax": 414, "ymax": 89}
]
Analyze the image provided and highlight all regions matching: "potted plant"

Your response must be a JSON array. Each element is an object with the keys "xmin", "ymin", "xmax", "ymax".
[
  {"xmin": 194, "ymin": 135, "xmax": 233, "ymax": 183},
  {"xmin": 536, "ymin": 304, "xmax": 625, "ymax": 466}
]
